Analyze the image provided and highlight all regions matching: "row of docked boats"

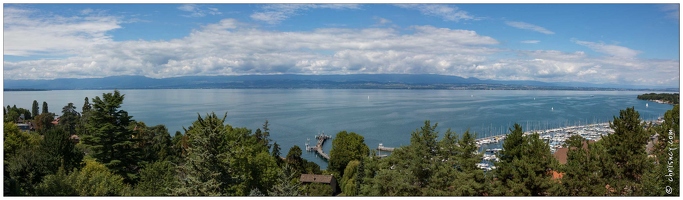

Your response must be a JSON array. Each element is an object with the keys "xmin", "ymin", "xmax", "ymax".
[{"xmin": 474, "ymin": 121, "xmax": 643, "ymax": 171}]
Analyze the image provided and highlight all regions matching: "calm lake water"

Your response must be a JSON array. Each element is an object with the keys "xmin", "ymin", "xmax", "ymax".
[{"xmin": 3, "ymin": 89, "xmax": 674, "ymax": 169}]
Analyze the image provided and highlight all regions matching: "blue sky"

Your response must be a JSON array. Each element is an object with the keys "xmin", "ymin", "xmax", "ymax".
[{"xmin": 2, "ymin": 3, "xmax": 680, "ymax": 87}]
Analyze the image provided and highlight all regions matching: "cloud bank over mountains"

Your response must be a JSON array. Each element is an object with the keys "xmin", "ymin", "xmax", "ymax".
[{"xmin": 2, "ymin": 4, "xmax": 679, "ymax": 88}]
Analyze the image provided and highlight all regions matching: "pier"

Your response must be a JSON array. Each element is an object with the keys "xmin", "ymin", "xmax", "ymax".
[
  {"xmin": 376, "ymin": 143, "xmax": 395, "ymax": 159},
  {"xmin": 306, "ymin": 133, "xmax": 332, "ymax": 161},
  {"xmin": 377, "ymin": 143, "xmax": 395, "ymax": 152}
]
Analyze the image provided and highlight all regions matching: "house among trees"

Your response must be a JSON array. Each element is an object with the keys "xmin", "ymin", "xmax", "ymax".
[
  {"xmin": 552, "ymin": 140, "xmax": 595, "ymax": 165},
  {"xmin": 51, "ymin": 116, "xmax": 60, "ymax": 125},
  {"xmin": 16, "ymin": 123, "xmax": 31, "ymax": 132},
  {"xmin": 299, "ymin": 174, "xmax": 338, "ymax": 195}
]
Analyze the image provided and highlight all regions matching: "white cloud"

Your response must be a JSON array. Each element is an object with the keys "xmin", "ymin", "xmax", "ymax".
[
  {"xmin": 659, "ymin": 4, "xmax": 679, "ymax": 21},
  {"xmin": 4, "ymin": 17, "xmax": 500, "ymax": 79},
  {"xmin": 505, "ymin": 21, "xmax": 554, "ymax": 34},
  {"xmin": 3, "ymin": 7, "xmax": 120, "ymax": 56},
  {"xmin": 80, "ymin": 8, "xmax": 93, "ymax": 15},
  {"xmin": 396, "ymin": 4, "xmax": 474, "ymax": 22},
  {"xmin": 374, "ymin": 16, "xmax": 391, "ymax": 25},
  {"xmin": 177, "ymin": 4, "xmax": 222, "ymax": 17},
  {"xmin": 3, "ymin": 13, "xmax": 678, "ymax": 87},
  {"xmin": 572, "ymin": 39, "xmax": 641, "ymax": 58},
  {"xmin": 250, "ymin": 4, "xmax": 359, "ymax": 24},
  {"xmin": 520, "ymin": 40, "xmax": 540, "ymax": 44}
]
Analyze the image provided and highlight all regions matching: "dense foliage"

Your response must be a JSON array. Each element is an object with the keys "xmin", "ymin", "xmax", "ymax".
[
  {"xmin": 3, "ymin": 90, "xmax": 679, "ymax": 196},
  {"xmin": 638, "ymin": 93, "xmax": 679, "ymax": 104}
]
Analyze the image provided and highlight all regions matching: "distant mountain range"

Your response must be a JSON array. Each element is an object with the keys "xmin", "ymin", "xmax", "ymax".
[{"xmin": 3, "ymin": 74, "xmax": 678, "ymax": 91}]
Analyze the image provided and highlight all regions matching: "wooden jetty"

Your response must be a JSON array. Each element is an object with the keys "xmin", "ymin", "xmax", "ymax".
[{"xmin": 306, "ymin": 133, "xmax": 332, "ymax": 161}]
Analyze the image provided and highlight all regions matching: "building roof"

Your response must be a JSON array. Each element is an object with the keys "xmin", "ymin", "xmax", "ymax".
[
  {"xmin": 553, "ymin": 140, "xmax": 594, "ymax": 165},
  {"xmin": 551, "ymin": 170, "xmax": 565, "ymax": 180},
  {"xmin": 300, "ymin": 174, "xmax": 334, "ymax": 184},
  {"xmin": 553, "ymin": 147, "xmax": 570, "ymax": 165}
]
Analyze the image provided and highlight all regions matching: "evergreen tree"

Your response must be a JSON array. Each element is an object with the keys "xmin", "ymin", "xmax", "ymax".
[
  {"xmin": 643, "ymin": 105, "xmax": 679, "ymax": 196},
  {"xmin": 151, "ymin": 125, "xmax": 175, "ymax": 162},
  {"xmin": 271, "ymin": 142, "xmax": 284, "ymax": 167},
  {"xmin": 494, "ymin": 124, "xmax": 555, "ymax": 196},
  {"xmin": 80, "ymin": 90, "xmax": 140, "ymax": 183},
  {"xmin": 354, "ymin": 158, "xmax": 365, "ymax": 196},
  {"xmin": 553, "ymin": 135, "xmax": 606, "ymax": 196},
  {"xmin": 82, "ymin": 97, "xmax": 91, "ymax": 113},
  {"xmin": 40, "ymin": 128, "xmax": 84, "ymax": 174},
  {"xmin": 173, "ymin": 112, "xmax": 237, "ymax": 196},
  {"xmin": 42, "ymin": 101, "xmax": 48, "ymax": 114},
  {"xmin": 268, "ymin": 164, "xmax": 300, "ymax": 196},
  {"xmin": 408, "ymin": 120, "xmax": 439, "ymax": 188},
  {"xmin": 254, "ymin": 120, "xmax": 272, "ymax": 151},
  {"xmin": 453, "ymin": 130, "xmax": 487, "ymax": 196},
  {"xmin": 59, "ymin": 102, "xmax": 80, "ymax": 135},
  {"xmin": 32, "ymin": 100, "xmax": 39, "ymax": 118},
  {"xmin": 286, "ymin": 145, "xmax": 305, "ymax": 174},
  {"xmin": 600, "ymin": 107, "xmax": 650, "ymax": 195},
  {"xmin": 77, "ymin": 97, "xmax": 92, "ymax": 137}
]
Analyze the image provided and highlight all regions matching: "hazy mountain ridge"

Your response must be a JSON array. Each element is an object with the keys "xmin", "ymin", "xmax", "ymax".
[{"xmin": 3, "ymin": 74, "xmax": 677, "ymax": 91}]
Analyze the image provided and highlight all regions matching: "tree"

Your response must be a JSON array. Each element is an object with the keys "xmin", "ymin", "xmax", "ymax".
[
  {"xmin": 600, "ymin": 107, "xmax": 650, "ymax": 195},
  {"xmin": 4, "ymin": 109, "xmax": 19, "ymax": 123},
  {"xmin": 40, "ymin": 128, "xmax": 83, "ymax": 174},
  {"xmin": 329, "ymin": 131, "xmax": 369, "ymax": 180},
  {"xmin": 3, "ymin": 122, "xmax": 44, "ymax": 196},
  {"xmin": 151, "ymin": 125, "xmax": 175, "ymax": 162},
  {"xmin": 77, "ymin": 97, "xmax": 92, "ymax": 137},
  {"xmin": 254, "ymin": 120, "xmax": 272, "ymax": 151},
  {"xmin": 406, "ymin": 120, "xmax": 440, "ymax": 188},
  {"xmin": 171, "ymin": 131, "xmax": 187, "ymax": 164},
  {"xmin": 131, "ymin": 122, "xmax": 175, "ymax": 165},
  {"xmin": 134, "ymin": 161, "xmax": 178, "ymax": 196},
  {"xmin": 286, "ymin": 145, "xmax": 305, "ymax": 174},
  {"xmin": 272, "ymin": 142, "xmax": 284, "ymax": 167},
  {"xmin": 35, "ymin": 167, "xmax": 76, "ymax": 196},
  {"xmin": 32, "ymin": 100, "xmax": 39, "ymax": 118},
  {"xmin": 64, "ymin": 158, "xmax": 129, "ymax": 196},
  {"xmin": 173, "ymin": 112, "xmax": 237, "ymax": 196},
  {"xmin": 4, "ymin": 106, "xmax": 31, "ymax": 123},
  {"xmin": 494, "ymin": 123, "xmax": 556, "ymax": 196},
  {"xmin": 80, "ymin": 90, "xmax": 140, "ymax": 183},
  {"xmin": 340, "ymin": 160, "xmax": 361, "ymax": 195},
  {"xmin": 33, "ymin": 113, "xmax": 55, "ymax": 133},
  {"xmin": 59, "ymin": 102, "xmax": 80, "ymax": 135},
  {"xmin": 269, "ymin": 164, "xmax": 300, "ymax": 196},
  {"xmin": 360, "ymin": 121, "xmax": 442, "ymax": 196},
  {"xmin": 3, "ymin": 122, "xmax": 41, "ymax": 158},
  {"xmin": 303, "ymin": 182, "xmax": 333, "ymax": 196},
  {"xmin": 451, "ymin": 130, "xmax": 487, "ymax": 196},
  {"xmin": 553, "ymin": 135, "xmax": 606, "ymax": 196},
  {"xmin": 42, "ymin": 101, "xmax": 48, "ymax": 114},
  {"xmin": 82, "ymin": 97, "xmax": 91, "ymax": 113}
]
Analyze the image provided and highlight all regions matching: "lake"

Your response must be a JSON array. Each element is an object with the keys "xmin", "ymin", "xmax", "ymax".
[{"xmin": 3, "ymin": 89, "xmax": 674, "ymax": 169}]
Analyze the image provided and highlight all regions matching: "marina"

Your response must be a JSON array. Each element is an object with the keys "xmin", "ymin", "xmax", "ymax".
[
  {"xmin": 305, "ymin": 117, "xmax": 664, "ymax": 171},
  {"xmin": 472, "ymin": 118, "xmax": 664, "ymax": 171}
]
